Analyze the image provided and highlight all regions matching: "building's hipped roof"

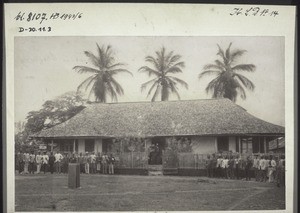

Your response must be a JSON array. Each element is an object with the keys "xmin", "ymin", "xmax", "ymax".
[{"xmin": 33, "ymin": 99, "xmax": 284, "ymax": 139}]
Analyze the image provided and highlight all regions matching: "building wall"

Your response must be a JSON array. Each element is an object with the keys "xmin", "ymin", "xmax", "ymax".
[{"xmin": 191, "ymin": 136, "xmax": 217, "ymax": 154}]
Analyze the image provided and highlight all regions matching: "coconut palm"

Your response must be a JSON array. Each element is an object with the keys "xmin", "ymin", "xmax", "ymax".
[
  {"xmin": 139, "ymin": 47, "xmax": 188, "ymax": 102},
  {"xmin": 73, "ymin": 44, "xmax": 132, "ymax": 103},
  {"xmin": 199, "ymin": 43, "xmax": 256, "ymax": 102}
]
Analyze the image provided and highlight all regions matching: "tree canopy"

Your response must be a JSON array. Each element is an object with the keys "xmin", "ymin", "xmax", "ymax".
[
  {"xmin": 139, "ymin": 47, "xmax": 188, "ymax": 101},
  {"xmin": 74, "ymin": 44, "xmax": 132, "ymax": 103},
  {"xmin": 199, "ymin": 43, "xmax": 256, "ymax": 102}
]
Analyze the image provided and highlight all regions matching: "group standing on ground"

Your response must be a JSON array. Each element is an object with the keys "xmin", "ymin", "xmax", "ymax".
[
  {"xmin": 205, "ymin": 153, "xmax": 285, "ymax": 187},
  {"xmin": 16, "ymin": 151, "xmax": 116, "ymax": 175}
]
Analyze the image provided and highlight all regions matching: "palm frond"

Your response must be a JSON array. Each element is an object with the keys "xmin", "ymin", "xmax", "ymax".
[
  {"xmin": 205, "ymin": 76, "xmax": 221, "ymax": 94},
  {"xmin": 107, "ymin": 62, "xmax": 126, "ymax": 70},
  {"xmin": 88, "ymin": 84, "xmax": 97, "ymax": 101},
  {"xmin": 203, "ymin": 64, "xmax": 224, "ymax": 71},
  {"xmin": 198, "ymin": 70, "xmax": 221, "ymax": 79},
  {"xmin": 168, "ymin": 80, "xmax": 181, "ymax": 100},
  {"xmin": 225, "ymin": 42, "xmax": 232, "ymax": 60},
  {"xmin": 110, "ymin": 77, "xmax": 124, "ymax": 96},
  {"xmin": 84, "ymin": 51, "xmax": 100, "ymax": 68},
  {"xmin": 232, "ymin": 64, "xmax": 256, "ymax": 72},
  {"xmin": 165, "ymin": 51, "xmax": 174, "ymax": 64},
  {"xmin": 96, "ymin": 43, "xmax": 105, "ymax": 69},
  {"xmin": 235, "ymin": 80, "xmax": 247, "ymax": 100},
  {"xmin": 73, "ymin": 66, "xmax": 100, "ymax": 74},
  {"xmin": 138, "ymin": 66, "xmax": 161, "ymax": 77},
  {"xmin": 230, "ymin": 49, "xmax": 247, "ymax": 62},
  {"xmin": 141, "ymin": 78, "xmax": 159, "ymax": 92},
  {"xmin": 151, "ymin": 84, "xmax": 161, "ymax": 102},
  {"xmin": 234, "ymin": 73, "xmax": 255, "ymax": 91},
  {"xmin": 168, "ymin": 76, "xmax": 188, "ymax": 89},
  {"xmin": 146, "ymin": 80, "xmax": 160, "ymax": 98},
  {"xmin": 77, "ymin": 74, "xmax": 97, "ymax": 92},
  {"xmin": 109, "ymin": 69, "xmax": 133, "ymax": 76},
  {"xmin": 145, "ymin": 56, "xmax": 160, "ymax": 71},
  {"xmin": 106, "ymin": 81, "xmax": 119, "ymax": 102},
  {"xmin": 168, "ymin": 55, "xmax": 182, "ymax": 67},
  {"xmin": 165, "ymin": 66, "xmax": 184, "ymax": 74},
  {"xmin": 216, "ymin": 44, "xmax": 226, "ymax": 63}
]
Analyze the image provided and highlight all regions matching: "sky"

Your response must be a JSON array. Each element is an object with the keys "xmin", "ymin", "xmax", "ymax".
[{"xmin": 14, "ymin": 36, "xmax": 285, "ymax": 126}]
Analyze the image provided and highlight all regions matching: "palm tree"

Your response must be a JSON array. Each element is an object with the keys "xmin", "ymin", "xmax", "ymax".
[
  {"xmin": 139, "ymin": 47, "xmax": 188, "ymax": 102},
  {"xmin": 198, "ymin": 43, "xmax": 256, "ymax": 102},
  {"xmin": 73, "ymin": 44, "xmax": 132, "ymax": 103}
]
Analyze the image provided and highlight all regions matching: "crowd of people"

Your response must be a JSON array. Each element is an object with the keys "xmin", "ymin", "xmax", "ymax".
[
  {"xmin": 16, "ymin": 150, "xmax": 285, "ymax": 188},
  {"xmin": 205, "ymin": 154, "xmax": 285, "ymax": 187},
  {"xmin": 16, "ymin": 151, "xmax": 116, "ymax": 175}
]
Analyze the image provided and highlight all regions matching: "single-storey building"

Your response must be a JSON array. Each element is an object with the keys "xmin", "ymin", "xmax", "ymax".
[{"xmin": 33, "ymin": 98, "xmax": 284, "ymax": 158}]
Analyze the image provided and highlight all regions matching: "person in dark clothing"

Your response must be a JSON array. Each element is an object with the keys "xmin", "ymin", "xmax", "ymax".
[
  {"xmin": 245, "ymin": 156, "xmax": 253, "ymax": 181},
  {"xmin": 211, "ymin": 154, "xmax": 217, "ymax": 178},
  {"xmin": 205, "ymin": 155, "xmax": 213, "ymax": 178},
  {"xmin": 17, "ymin": 152, "xmax": 24, "ymax": 174},
  {"xmin": 49, "ymin": 152, "xmax": 55, "ymax": 174}
]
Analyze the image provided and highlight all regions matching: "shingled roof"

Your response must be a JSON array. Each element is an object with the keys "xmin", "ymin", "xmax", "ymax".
[{"xmin": 33, "ymin": 99, "xmax": 284, "ymax": 139}]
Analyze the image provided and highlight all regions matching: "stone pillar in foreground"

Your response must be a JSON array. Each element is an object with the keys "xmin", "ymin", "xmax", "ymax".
[{"xmin": 68, "ymin": 163, "xmax": 80, "ymax": 189}]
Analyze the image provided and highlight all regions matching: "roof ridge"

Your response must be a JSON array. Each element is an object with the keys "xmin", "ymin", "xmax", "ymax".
[{"xmin": 87, "ymin": 98, "xmax": 230, "ymax": 105}]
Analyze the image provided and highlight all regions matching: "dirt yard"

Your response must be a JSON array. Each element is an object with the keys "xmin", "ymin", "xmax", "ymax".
[{"xmin": 15, "ymin": 173, "xmax": 285, "ymax": 211}]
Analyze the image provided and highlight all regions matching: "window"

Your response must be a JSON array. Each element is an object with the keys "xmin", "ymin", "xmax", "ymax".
[
  {"xmin": 217, "ymin": 137, "xmax": 229, "ymax": 152},
  {"xmin": 85, "ymin": 139, "xmax": 95, "ymax": 152},
  {"xmin": 241, "ymin": 137, "xmax": 253, "ymax": 153}
]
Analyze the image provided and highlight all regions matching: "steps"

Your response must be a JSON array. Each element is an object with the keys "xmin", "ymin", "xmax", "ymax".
[{"xmin": 148, "ymin": 165, "xmax": 163, "ymax": 176}]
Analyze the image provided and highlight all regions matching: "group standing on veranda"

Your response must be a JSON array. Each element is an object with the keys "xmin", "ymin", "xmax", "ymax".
[
  {"xmin": 205, "ymin": 153, "xmax": 285, "ymax": 187},
  {"xmin": 16, "ymin": 151, "xmax": 116, "ymax": 175}
]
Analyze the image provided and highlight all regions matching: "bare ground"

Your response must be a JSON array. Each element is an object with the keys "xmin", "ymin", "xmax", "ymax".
[{"xmin": 15, "ymin": 173, "xmax": 285, "ymax": 211}]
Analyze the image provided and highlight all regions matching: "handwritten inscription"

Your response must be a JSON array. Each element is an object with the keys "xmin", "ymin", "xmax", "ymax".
[
  {"xmin": 14, "ymin": 12, "xmax": 83, "ymax": 24},
  {"xmin": 230, "ymin": 7, "xmax": 279, "ymax": 17},
  {"xmin": 19, "ymin": 27, "xmax": 52, "ymax": 32}
]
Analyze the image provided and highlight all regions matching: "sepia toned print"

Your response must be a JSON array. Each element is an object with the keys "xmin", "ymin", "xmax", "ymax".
[{"xmin": 13, "ymin": 36, "xmax": 286, "ymax": 211}]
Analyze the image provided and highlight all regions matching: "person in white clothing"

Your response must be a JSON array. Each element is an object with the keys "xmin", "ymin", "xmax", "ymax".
[
  {"xmin": 42, "ymin": 152, "xmax": 49, "ymax": 174},
  {"xmin": 269, "ymin": 156, "xmax": 277, "ymax": 183},
  {"xmin": 259, "ymin": 156, "xmax": 267, "ymax": 182},
  {"xmin": 216, "ymin": 155, "xmax": 223, "ymax": 178},
  {"xmin": 54, "ymin": 151, "xmax": 64, "ymax": 174},
  {"xmin": 221, "ymin": 156, "xmax": 229, "ymax": 179},
  {"xmin": 35, "ymin": 152, "xmax": 42, "ymax": 174},
  {"xmin": 90, "ymin": 152, "xmax": 96, "ymax": 174}
]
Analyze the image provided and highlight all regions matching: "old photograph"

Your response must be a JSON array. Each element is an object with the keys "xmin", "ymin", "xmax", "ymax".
[{"xmin": 13, "ymin": 36, "xmax": 286, "ymax": 211}]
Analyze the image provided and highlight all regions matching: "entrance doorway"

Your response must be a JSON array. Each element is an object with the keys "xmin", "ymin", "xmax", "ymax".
[{"xmin": 149, "ymin": 137, "xmax": 166, "ymax": 165}]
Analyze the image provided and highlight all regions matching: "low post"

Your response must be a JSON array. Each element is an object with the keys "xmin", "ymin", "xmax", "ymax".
[{"xmin": 68, "ymin": 163, "xmax": 80, "ymax": 189}]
